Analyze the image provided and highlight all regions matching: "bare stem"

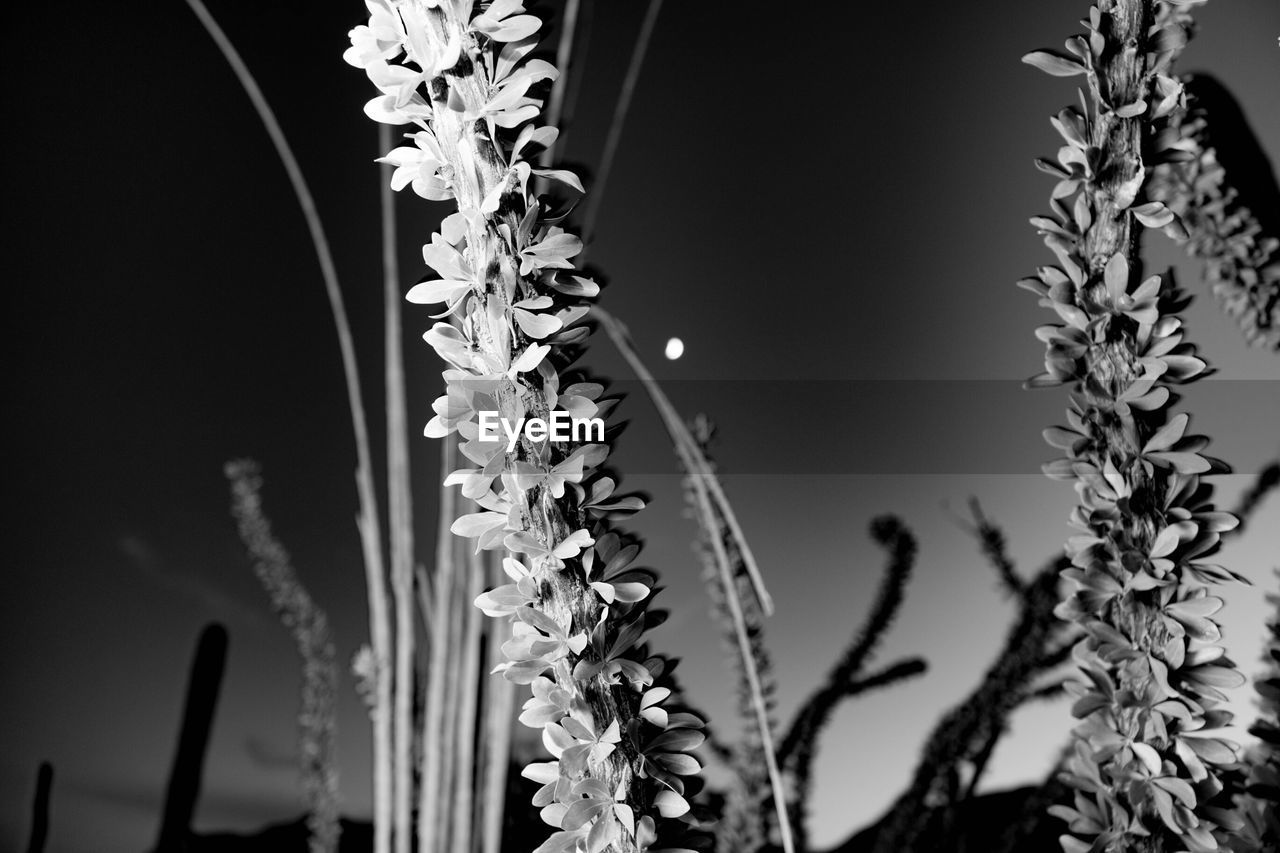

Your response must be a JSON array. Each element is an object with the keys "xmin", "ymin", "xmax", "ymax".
[{"xmin": 181, "ymin": 3, "xmax": 393, "ymax": 849}]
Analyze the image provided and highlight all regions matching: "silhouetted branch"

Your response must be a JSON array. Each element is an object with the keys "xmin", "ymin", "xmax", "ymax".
[
  {"xmin": 844, "ymin": 657, "xmax": 928, "ymax": 699},
  {"xmin": 966, "ymin": 499, "xmax": 1023, "ymax": 597},
  {"xmin": 869, "ymin": 559, "xmax": 1065, "ymax": 853},
  {"xmin": 1233, "ymin": 461, "xmax": 1280, "ymax": 534},
  {"xmin": 779, "ymin": 517, "xmax": 917, "ymax": 768},
  {"xmin": 781, "ymin": 516, "xmax": 917, "ymax": 852}
]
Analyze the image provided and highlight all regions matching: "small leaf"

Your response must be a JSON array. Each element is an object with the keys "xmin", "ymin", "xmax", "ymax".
[{"xmin": 1022, "ymin": 50, "xmax": 1086, "ymax": 77}]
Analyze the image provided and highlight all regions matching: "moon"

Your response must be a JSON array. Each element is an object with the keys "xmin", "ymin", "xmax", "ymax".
[{"xmin": 664, "ymin": 337, "xmax": 684, "ymax": 360}]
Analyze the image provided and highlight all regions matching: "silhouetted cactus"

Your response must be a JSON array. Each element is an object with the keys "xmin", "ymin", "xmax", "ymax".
[
  {"xmin": 154, "ymin": 623, "xmax": 228, "ymax": 853},
  {"xmin": 25, "ymin": 761, "xmax": 52, "ymax": 853}
]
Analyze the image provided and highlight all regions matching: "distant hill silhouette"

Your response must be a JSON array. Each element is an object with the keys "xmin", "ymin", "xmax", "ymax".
[{"xmin": 184, "ymin": 784, "xmax": 1063, "ymax": 853}]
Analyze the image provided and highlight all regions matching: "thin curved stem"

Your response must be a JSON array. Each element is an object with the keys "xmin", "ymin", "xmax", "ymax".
[
  {"xmin": 540, "ymin": 0, "xmax": 582, "ymax": 169},
  {"xmin": 181, "ymin": 3, "xmax": 392, "ymax": 850},
  {"xmin": 579, "ymin": 0, "xmax": 663, "ymax": 247},
  {"xmin": 595, "ymin": 307, "xmax": 773, "ymax": 616}
]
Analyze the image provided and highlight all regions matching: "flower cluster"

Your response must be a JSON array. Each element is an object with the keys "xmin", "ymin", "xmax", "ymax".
[
  {"xmin": 346, "ymin": 3, "xmax": 704, "ymax": 851},
  {"xmin": 1021, "ymin": 2, "xmax": 1252, "ymax": 851}
]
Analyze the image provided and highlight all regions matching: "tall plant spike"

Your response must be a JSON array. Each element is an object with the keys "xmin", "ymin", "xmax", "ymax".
[
  {"xmin": 481, "ymin": 549, "xmax": 517, "ymax": 853},
  {"xmin": 683, "ymin": 418, "xmax": 776, "ymax": 853},
  {"xmin": 346, "ymin": 3, "xmax": 708, "ymax": 851},
  {"xmin": 379, "ymin": 114, "xmax": 418, "ymax": 853},
  {"xmin": 420, "ymin": 432, "xmax": 457, "ymax": 851},
  {"xmin": 1149, "ymin": 74, "xmax": 1280, "ymax": 350},
  {"xmin": 226, "ymin": 461, "xmax": 341, "ymax": 853},
  {"xmin": 1021, "ymin": 2, "xmax": 1251, "ymax": 850},
  {"xmin": 181, "ymin": 4, "xmax": 395, "ymax": 849}
]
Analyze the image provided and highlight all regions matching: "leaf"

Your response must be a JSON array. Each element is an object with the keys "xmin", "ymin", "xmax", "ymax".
[
  {"xmin": 451, "ymin": 511, "xmax": 507, "ymax": 538},
  {"xmin": 1133, "ymin": 202, "xmax": 1175, "ymax": 228},
  {"xmin": 1131, "ymin": 741, "xmax": 1163, "ymax": 775},
  {"xmin": 1143, "ymin": 413, "xmax": 1189, "ymax": 453},
  {"xmin": 1147, "ymin": 451, "xmax": 1210, "ymax": 474},
  {"xmin": 1022, "ymin": 50, "xmax": 1086, "ymax": 77},
  {"xmin": 515, "ymin": 308, "xmax": 564, "ymax": 339},
  {"xmin": 646, "ymin": 729, "xmax": 705, "ymax": 754},
  {"xmin": 1104, "ymin": 253, "xmax": 1129, "ymax": 301},
  {"xmin": 532, "ymin": 168, "xmax": 585, "ymax": 193},
  {"xmin": 652, "ymin": 790, "xmax": 690, "ymax": 818},
  {"xmin": 406, "ymin": 279, "xmax": 471, "ymax": 304},
  {"xmin": 1152, "ymin": 776, "xmax": 1197, "ymax": 809}
]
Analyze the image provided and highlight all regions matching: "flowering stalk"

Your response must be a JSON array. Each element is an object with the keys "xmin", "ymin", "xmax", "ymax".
[
  {"xmin": 180, "ymin": 3, "xmax": 394, "ymax": 848},
  {"xmin": 682, "ymin": 418, "xmax": 775, "ymax": 853},
  {"xmin": 225, "ymin": 460, "xmax": 341, "ymax": 853},
  {"xmin": 1020, "ymin": 2, "xmax": 1251, "ymax": 850},
  {"xmin": 1148, "ymin": 74, "xmax": 1280, "ymax": 350},
  {"xmin": 346, "ymin": 3, "xmax": 706, "ymax": 851}
]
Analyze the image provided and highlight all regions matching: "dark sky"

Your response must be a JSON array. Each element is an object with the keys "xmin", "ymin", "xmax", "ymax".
[{"xmin": 4, "ymin": 2, "xmax": 1278, "ymax": 851}]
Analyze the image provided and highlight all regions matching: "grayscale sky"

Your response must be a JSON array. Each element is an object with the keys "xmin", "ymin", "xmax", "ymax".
[{"xmin": 4, "ymin": 1, "xmax": 1278, "ymax": 851}]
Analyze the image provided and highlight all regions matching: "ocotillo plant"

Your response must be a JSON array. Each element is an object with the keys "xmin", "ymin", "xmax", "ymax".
[
  {"xmin": 347, "ymin": 2, "xmax": 708, "ymax": 851},
  {"xmin": 682, "ymin": 417, "xmax": 777, "ymax": 853},
  {"xmin": 1148, "ymin": 74, "xmax": 1280, "ymax": 350},
  {"xmin": 1020, "ymin": 1, "xmax": 1251, "ymax": 850},
  {"xmin": 226, "ymin": 460, "xmax": 341, "ymax": 853}
]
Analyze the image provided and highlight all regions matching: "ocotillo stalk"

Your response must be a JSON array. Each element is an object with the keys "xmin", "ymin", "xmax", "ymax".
[
  {"xmin": 154, "ymin": 623, "xmax": 227, "ymax": 853},
  {"xmin": 1149, "ymin": 74, "xmax": 1280, "ymax": 350},
  {"xmin": 381, "ymin": 114, "xmax": 417, "ymax": 853},
  {"xmin": 451, "ymin": 545, "xmax": 486, "ymax": 853},
  {"xmin": 181, "ymin": 4, "xmax": 394, "ymax": 850},
  {"xmin": 226, "ymin": 461, "xmax": 340, "ymax": 853},
  {"xmin": 25, "ymin": 762, "xmax": 52, "ymax": 853},
  {"xmin": 480, "ymin": 549, "xmax": 516, "ymax": 853},
  {"xmin": 347, "ymin": 3, "xmax": 709, "ymax": 850},
  {"xmin": 420, "ymin": 433, "xmax": 458, "ymax": 851},
  {"xmin": 1021, "ymin": 2, "xmax": 1249, "ymax": 850}
]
